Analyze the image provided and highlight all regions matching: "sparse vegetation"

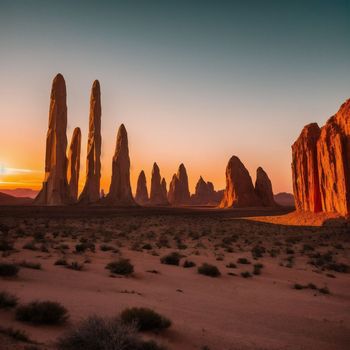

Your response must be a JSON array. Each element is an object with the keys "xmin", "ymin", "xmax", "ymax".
[
  {"xmin": 0, "ymin": 262, "xmax": 19, "ymax": 277},
  {"xmin": 0, "ymin": 291, "xmax": 18, "ymax": 308},
  {"xmin": 121, "ymin": 307, "xmax": 171, "ymax": 331},
  {"xmin": 19, "ymin": 261, "xmax": 41, "ymax": 270},
  {"xmin": 160, "ymin": 252, "xmax": 181, "ymax": 266},
  {"xmin": 16, "ymin": 301, "xmax": 68, "ymax": 324},
  {"xmin": 183, "ymin": 260, "xmax": 196, "ymax": 268},
  {"xmin": 106, "ymin": 258, "xmax": 134, "ymax": 275},
  {"xmin": 237, "ymin": 257, "xmax": 251, "ymax": 265},
  {"xmin": 198, "ymin": 263, "xmax": 221, "ymax": 277}
]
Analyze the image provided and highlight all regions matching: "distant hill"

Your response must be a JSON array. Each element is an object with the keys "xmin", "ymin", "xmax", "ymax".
[
  {"xmin": 0, "ymin": 188, "xmax": 38, "ymax": 199},
  {"xmin": 274, "ymin": 192, "xmax": 295, "ymax": 207},
  {"xmin": 0, "ymin": 192, "xmax": 33, "ymax": 205}
]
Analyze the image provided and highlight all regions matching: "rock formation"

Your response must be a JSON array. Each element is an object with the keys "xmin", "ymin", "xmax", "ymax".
[
  {"xmin": 135, "ymin": 170, "xmax": 148, "ymax": 205},
  {"xmin": 161, "ymin": 178, "xmax": 167, "ymax": 200},
  {"xmin": 220, "ymin": 156, "xmax": 260, "ymax": 208},
  {"xmin": 67, "ymin": 127, "xmax": 81, "ymax": 201},
  {"xmin": 149, "ymin": 163, "xmax": 168, "ymax": 205},
  {"xmin": 274, "ymin": 192, "xmax": 295, "ymax": 207},
  {"xmin": 291, "ymin": 123, "xmax": 322, "ymax": 212},
  {"xmin": 191, "ymin": 176, "xmax": 221, "ymax": 205},
  {"xmin": 35, "ymin": 73, "xmax": 70, "ymax": 205},
  {"xmin": 168, "ymin": 164, "xmax": 191, "ymax": 205},
  {"xmin": 106, "ymin": 124, "xmax": 136, "ymax": 206},
  {"xmin": 254, "ymin": 167, "xmax": 277, "ymax": 207},
  {"xmin": 292, "ymin": 99, "xmax": 350, "ymax": 216},
  {"xmin": 79, "ymin": 80, "xmax": 102, "ymax": 203}
]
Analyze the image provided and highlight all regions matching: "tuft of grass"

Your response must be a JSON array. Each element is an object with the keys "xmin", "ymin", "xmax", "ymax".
[
  {"xmin": 0, "ymin": 262, "xmax": 19, "ymax": 277},
  {"xmin": 0, "ymin": 326, "xmax": 31, "ymax": 343},
  {"xmin": 253, "ymin": 263, "xmax": 264, "ymax": 275},
  {"xmin": 0, "ymin": 291, "xmax": 18, "ymax": 308},
  {"xmin": 106, "ymin": 259, "xmax": 134, "ymax": 275},
  {"xmin": 237, "ymin": 257, "xmax": 251, "ymax": 265},
  {"xmin": 160, "ymin": 252, "xmax": 181, "ymax": 266},
  {"xmin": 240, "ymin": 271, "xmax": 252, "ymax": 278},
  {"xmin": 226, "ymin": 262, "xmax": 237, "ymax": 269},
  {"xmin": 16, "ymin": 301, "xmax": 68, "ymax": 324},
  {"xmin": 198, "ymin": 263, "xmax": 221, "ymax": 277},
  {"xmin": 121, "ymin": 307, "xmax": 171, "ymax": 331},
  {"xmin": 66, "ymin": 261, "xmax": 84, "ymax": 271},
  {"xmin": 54, "ymin": 258, "xmax": 68, "ymax": 266}
]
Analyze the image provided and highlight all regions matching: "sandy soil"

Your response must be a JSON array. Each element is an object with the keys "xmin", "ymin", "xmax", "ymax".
[{"xmin": 0, "ymin": 206, "xmax": 349, "ymax": 350}]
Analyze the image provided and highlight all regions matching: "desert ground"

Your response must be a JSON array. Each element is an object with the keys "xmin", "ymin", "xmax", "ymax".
[{"xmin": 0, "ymin": 206, "xmax": 349, "ymax": 350}]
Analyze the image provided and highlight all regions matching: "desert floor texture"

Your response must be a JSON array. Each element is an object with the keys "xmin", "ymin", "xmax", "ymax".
[{"xmin": 0, "ymin": 206, "xmax": 349, "ymax": 350}]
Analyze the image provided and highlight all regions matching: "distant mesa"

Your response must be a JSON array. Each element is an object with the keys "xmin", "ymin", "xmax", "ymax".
[
  {"xmin": 0, "ymin": 188, "xmax": 38, "ymax": 199},
  {"xmin": 79, "ymin": 80, "xmax": 102, "ymax": 204},
  {"xmin": 135, "ymin": 170, "xmax": 148, "ymax": 205},
  {"xmin": 105, "ymin": 124, "xmax": 136, "ymax": 206},
  {"xmin": 168, "ymin": 163, "xmax": 191, "ymax": 206},
  {"xmin": 35, "ymin": 73, "xmax": 70, "ymax": 205},
  {"xmin": 220, "ymin": 156, "xmax": 276, "ymax": 208},
  {"xmin": 149, "ymin": 163, "xmax": 168, "ymax": 206},
  {"xmin": 0, "ymin": 192, "xmax": 33, "ymax": 206},
  {"xmin": 191, "ymin": 176, "xmax": 222, "ymax": 205},
  {"xmin": 67, "ymin": 127, "xmax": 81, "ymax": 202},
  {"xmin": 292, "ymin": 98, "xmax": 350, "ymax": 216},
  {"xmin": 274, "ymin": 192, "xmax": 295, "ymax": 207}
]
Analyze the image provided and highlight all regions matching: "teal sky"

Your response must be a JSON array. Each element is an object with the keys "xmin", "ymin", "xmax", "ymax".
[{"xmin": 0, "ymin": 0, "xmax": 349, "ymax": 193}]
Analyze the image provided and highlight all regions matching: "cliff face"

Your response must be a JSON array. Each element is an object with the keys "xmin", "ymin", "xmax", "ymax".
[
  {"xmin": 67, "ymin": 127, "xmax": 81, "ymax": 201},
  {"xmin": 292, "ymin": 99, "xmax": 350, "ymax": 216}
]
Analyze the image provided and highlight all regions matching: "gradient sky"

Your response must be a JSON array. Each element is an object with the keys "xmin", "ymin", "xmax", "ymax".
[{"xmin": 0, "ymin": 0, "xmax": 349, "ymax": 195}]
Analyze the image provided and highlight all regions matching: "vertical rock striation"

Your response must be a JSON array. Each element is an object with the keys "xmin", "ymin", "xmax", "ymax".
[
  {"xmin": 35, "ymin": 73, "xmax": 70, "ymax": 205},
  {"xmin": 106, "ymin": 124, "xmax": 136, "ymax": 206},
  {"xmin": 67, "ymin": 127, "xmax": 81, "ymax": 201},
  {"xmin": 79, "ymin": 80, "xmax": 102, "ymax": 203},
  {"xmin": 135, "ymin": 170, "xmax": 148, "ymax": 205}
]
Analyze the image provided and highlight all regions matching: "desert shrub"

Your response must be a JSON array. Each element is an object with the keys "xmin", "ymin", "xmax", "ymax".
[
  {"xmin": 240, "ymin": 271, "xmax": 252, "ymax": 278},
  {"xmin": 54, "ymin": 258, "xmax": 67, "ymax": 266},
  {"xmin": 142, "ymin": 243, "xmax": 152, "ymax": 250},
  {"xmin": 100, "ymin": 244, "xmax": 115, "ymax": 251},
  {"xmin": 75, "ymin": 242, "xmax": 95, "ymax": 253},
  {"xmin": 251, "ymin": 245, "xmax": 265, "ymax": 258},
  {"xmin": 0, "ymin": 262, "xmax": 19, "ymax": 277},
  {"xmin": 66, "ymin": 261, "xmax": 84, "ymax": 271},
  {"xmin": 16, "ymin": 301, "xmax": 68, "ymax": 324},
  {"xmin": 183, "ymin": 260, "xmax": 196, "ymax": 268},
  {"xmin": 160, "ymin": 252, "xmax": 181, "ymax": 266},
  {"xmin": 57, "ymin": 315, "xmax": 166, "ymax": 350},
  {"xmin": 293, "ymin": 283, "xmax": 305, "ymax": 290},
  {"xmin": 121, "ymin": 307, "xmax": 171, "ymax": 331},
  {"xmin": 226, "ymin": 262, "xmax": 237, "ymax": 269},
  {"xmin": 0, "ymin": 291, "xmax": 18, "ymax": 308},
  {"xmin": 0, "ymin": 240, "xmax": 13, "ymax": 251},
  {"xmin": 0, "ymin": 326, "xmax": 30, "ymax": 342},
  {"xmin": 253, "ymin": 263, "xmax": 264, "ymax": 275},
  {"xmin": 19, "ymin": 261, "xmax": 41, "ymax": 270},
  {"xmin": 319, "ymin": 286, "xmax": 330, "ymax": 294},
  {"xmin": 197, "ymin": 263, "xmax": 221, "ymax": 277},
  {"xmin": 23, "ymin": 241, "xmax": 37, "ymax": 251},
  {"xmin": 237, "ymin": 257, "xmax": 250, "ymax": 264},
  {"xmin": 106, "ymin": 259, "xmax": 134, "ymax": 275}
]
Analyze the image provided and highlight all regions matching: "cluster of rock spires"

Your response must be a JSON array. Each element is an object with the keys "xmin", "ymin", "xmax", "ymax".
[
  {"xmin": 35, "ymin": 73, "xmax": 278, "ymax": 209},
  {"xmin": 292, "ymin": 99, "xmax": 350, "ymax": 216},
  {"xmin": 219, "ymin": 156, "xmax": 277, "ymax": 208}
]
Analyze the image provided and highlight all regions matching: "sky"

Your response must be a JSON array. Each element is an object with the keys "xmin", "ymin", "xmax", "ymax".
[{"xmin": 0, "ymin": 0, "xmax": 349, "ymax": 195}]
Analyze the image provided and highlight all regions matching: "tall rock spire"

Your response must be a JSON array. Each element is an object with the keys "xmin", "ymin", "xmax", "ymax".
[
  {"xmin": 254, "ymin": 167, "xmax": 276, "ymax": 207},
  {"xmin": 168, "ymin": 163, "xmax": 191, "ymax": 205},
  {"xmin": 149, "ymin": 163, "xmax": 168, "ymax": 205},
  {"xmin": 79, "ymin": 80, "xmax": 102, "ymax": 203},
  {"xmin": 35, "ymin": 73, "xmax": 70, "ymax": 205},
  {"xmin": 106, "ymin": 124, "xmax": 136, "ymax": 206},
  {"xmin": 135, "ymin": 170, "xmax": 148, "ymax": 205},
  {"xmin": 67, "ymin": 127, "xmax": 81, "ymax": 202}
]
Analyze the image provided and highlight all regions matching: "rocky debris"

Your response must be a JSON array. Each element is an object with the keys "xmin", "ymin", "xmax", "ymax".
[
  {"xmin": 191, "ymin": 176, "xmax": 221, "ymax": 205},
  {"xmin": 254, "ymin": 167, "xmax": 277, "ymax": 207},
  {"xmin": 220, "ymin": 156, "xmax": 260, "ymax": 208},
  {"xmin": 67, "ymin": 127, "xmax": 81, "ymax": 201},
  {"xmin": 292, "ymin": 99, "xmax": 350, "ymax": 216},
  {"xmin": 168, "ymin": 164, "xmax": 191, "ymax": 205},
  {"xmin": 135, "ymin": 170, "xmax": 148, "ymax": 205},
  {"xmin": 149, "ymin": 163, "xmax": 168, "ymax": 205},
  {"xmin": 105, "ymin": 124, "xmax": 136, "ymax": 206},
  {"xmin": 79, "ymin": 80, "xmax": 102, "ymax": 203},
  {"xmin": 35, "ymin": 73, "xmax": 70, "ymax": 205},
  {"xmin": 292, "ymin": 123, "xmax": 322, "ymax": 212}
]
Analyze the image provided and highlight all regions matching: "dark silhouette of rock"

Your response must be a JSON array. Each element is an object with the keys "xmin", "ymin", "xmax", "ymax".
[
  {"xmin": 35, "ymin": 73, "xmax": 70, "ymax": 205},
  {"xmin": 274, "ymin": 192, "xmax": 295, "ymax": 207},
  {"xmin": 168, "ymin": 163, "xmax": 191, "ymax": 205},
  {"xmin": 220, "ymin": 156, "xmax": 260, "ymax": 208},
  {"xmin": 67, "ymin": 127, "xmax": 81, "ymax": 201},
  {"xmin": 191, "ymin": 176, "xmax": 221, "ymax": 205},
  {"xmin": 79, "ymin": 80, "xmax": 101, "ymax": 204},
  {"xmin": 106, "ymin": 124, "xmax": 136, "ymax": 206},
  {"xmin": 254, "ymin": 167, "xmax": 276, "ymax": 207},
  {"xmin": 149, "ymin": 163, "xmax": 168, "ymax": 205},
  {"xmin": 161, "ymin": 178, "xmax": 167, "ymax": 200},
  {"xmin": 292, "ymin": 99, "xmax": 350, "ymax": 216},
  {"xmin": 135, "ymin": 170, "xmax": 148, "ymax": 205},
  {"xmin": 292, "ymin": 123, "xmax": 322, "ymax": 212}
]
